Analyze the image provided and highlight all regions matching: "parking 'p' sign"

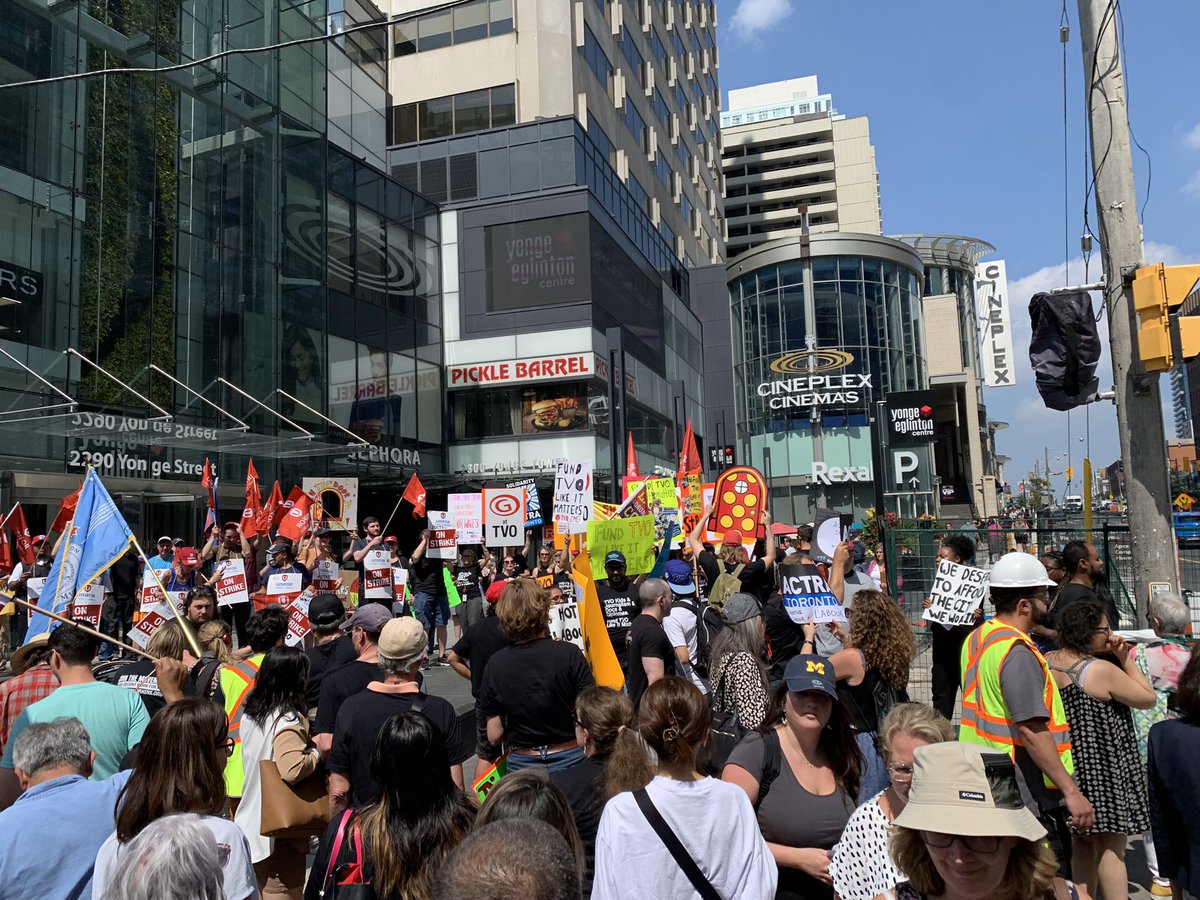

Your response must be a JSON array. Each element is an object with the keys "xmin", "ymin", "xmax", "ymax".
[{"xmin": 483, "ymin": 488, "xmax": 525, "ymax": 545}]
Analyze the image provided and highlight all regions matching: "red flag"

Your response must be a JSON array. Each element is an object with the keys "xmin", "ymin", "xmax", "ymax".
[
  {"xmin": 9, "ymin": 504, "xmax": 34, "ymax": 566},
  {"xmin": 0, "ymin": 527, "xmax": 12, "ymax": 576},
  {"xmin": 277, "ymin": 493, "xmax": 313, "ymax": 542},
  {"xmin": 258, "ymin": 481, "xmax": 283, "ymax": 533},
  {"xmin": 626, "ymin": 434, "xmax": 641, "ymax": 478},
  {"xmin": 679, "ymin": 419, "xmax": 701, "ymax": 476},
  {"xmin": 50, "ymin": 485, "xmax": 81, "ymax": 535},
  {"xmin": 402, "ymin": 473, "xmax": 426, "ymax": 519},
  {"xmin": 276, "ymin": 486, "xmax": 305, "ymax": 528},
  {"xmin": 201, "ymin": 459, "xmax": 218, "ymax": 533},
  {"xmin": 240, "ymin": 460, "xmax": 263, "ymax": 539}
]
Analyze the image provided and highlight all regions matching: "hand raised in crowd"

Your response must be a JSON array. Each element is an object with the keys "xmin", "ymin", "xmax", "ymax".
[
  {"xmin": 154, "ymin": 657, "xmax": 189, "ymax": 704},
  {"xmin": 832, "ymin": 540, "xmax": 850, "ymax": 568},
  {"xmin": 349, "ymin": 527, "xmax": 360, "ymax": 540}
]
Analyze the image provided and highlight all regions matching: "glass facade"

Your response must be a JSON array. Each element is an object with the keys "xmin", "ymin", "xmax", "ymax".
[{"xmin": 0, "ymin": 0, "xmax": 443, "ymax": 512}]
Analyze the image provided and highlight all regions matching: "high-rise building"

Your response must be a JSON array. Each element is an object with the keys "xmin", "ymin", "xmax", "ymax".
[
  {"xmin": 720, "ymin": 77, "xmax": 882, "ymax": 256},
  {"xmin": 1171, "ymin": 365, "xmax": 1193, "ymax": 440}
]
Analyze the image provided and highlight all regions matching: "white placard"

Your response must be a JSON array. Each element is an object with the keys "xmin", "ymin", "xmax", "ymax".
[
  {"xmin": 976, "ymin": 259, "xmax": 1015, "ymax": 388},
  {"xmin": 483, "ymin": 488, "xmax": 525, "ymax": 546},
  {"xmin": 267, "ymin": 572, "xmax": 303, "ymax": 607},
  {"xmin": 130, "ymin": 601, "xmax": 174, "ymax": 649},
  {"xmin": 71, "ymin": 582, "xmax": 106, "ymax": 629},
  {"xmin": 363, "ymin": 548, "xmax": 393, "ymax": 599},
  {"xmin": 427, "ymin": 511, "xmax": 458, "ymax": 559},
  {"xmin": 548, "ymin": 600, "xmax": 585, "ymax": 650},
  {"xmin": 312, "ymin": 559, "xmax": 340, "ymax": 593},
  {"xmin": 213, "ymin": 558, "xmax": 250, "ymax": 606},
  {"xmin": 138, "ymin": 568, "xmax": 159, "ymax": 613},
  {"xmin": 554, "ymin": 461, "xmax": 593, "ymax": 535},
  {"xmin": 392, "ymin": 566, "xmax": 408, "ymax": 595},
  {"xmin": 285, "ymin": 595, "xmax": 312, "ymax": 647},
  {"xmin": 924, "ymin": 559, "xmax": 991, "ymax": 627},
  {"xmin": 26, "ymin": 577, "xmax": 45, "ymax": 601},
  {"xmin": 449, "ymin": 493, "xmax": 483, "ymax": 545}
]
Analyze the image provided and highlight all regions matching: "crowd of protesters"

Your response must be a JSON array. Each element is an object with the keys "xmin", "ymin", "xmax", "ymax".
[{"xmin": 0, "ymin": 499, "xmax": 1199, "ymax": 900}]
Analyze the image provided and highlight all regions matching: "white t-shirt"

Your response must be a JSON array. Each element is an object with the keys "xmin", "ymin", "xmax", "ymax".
[
  {"xmin": 592, "ymin": 776, "xmax": 776, "ymax": 900},
  {"xmin": 663, "ymin": 603, "xmax": 708, "ymax": 695},
  {"xmin": 92, "ymin": 815, "xmax": 257, "ymax": 900}
]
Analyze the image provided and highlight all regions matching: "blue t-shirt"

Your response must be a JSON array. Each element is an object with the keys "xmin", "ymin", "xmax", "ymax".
[
  {"xmin": 1, "ymin": 682, "xmax": 149, "ymax": 780},
  {"xmin": 146, "ymin": 555, "xmax": 173, "ymax": 572}
]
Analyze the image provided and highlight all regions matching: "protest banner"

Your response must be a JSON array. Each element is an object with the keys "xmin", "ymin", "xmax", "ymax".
[
  {"xmin": 711, "ymin": 466, "xmax": 768, "ymax": 545},
  {"xmin": 302, "ymin": 476, "xmax": 358, "ymax": 531},
  {"xmin": 483, "ymin": 488, "xmax": 524, "ymax": 546},
  {"xmin": 363, "ymin": 548, "xmax": 393, "ymax": 599},
  {"xmin": 549, "ymin": 599, "xmax": 585, "ymax": 651},
  {"xmin": 285, "ymin": 594, "xmax": 312, "ymax": 647},
  {"xmin": 586, "ymin": 515, "xmax": 656, "ymax": 576},
  {"xmin": 392, "ymin": 566, "xmax": 408, "ymax": 596},
  {"xmin": 129, "ymin": 601, "xmax": 174, "ymax": 649},
  {"xmin": 267, "ymin": 572, "xmax": 303, "ymax": 607},
  {"xmin": 507, "ymin": 478, "xmax": 542, "ymax": 529},
  {"xmin": 137, "ymin": 568, "xmax": 160, "ymax": 613},
  {"xmin": 813, "ymin": 508, "xmax": 848, "ymax": 559},
  {"xmin": 427, "ymin": 511, "xmax": 458, "ymax": 559},
  {"xmin": 71, "ymin": 582, "xmax": 106, "ymax": 629},
  {"xmin": 311, "ymin": 559, "xmax": 341, "ymax": 593},
  {"xmin": 644, "ymin": 477, "xmax": 682, "ymax": 545},
  {"xmin": 449, "ymin": 493, "xmax": 483, "ymax": 544},
  {"xmin": 924, "ymin": 559, "xmax": 991, "ymax": 627},
  {"xmin": 213, "ymin": 558, "xmax": 250, "ymax": 606},
  {"xmin": 621, "ymin": 477, "xmax": 646, "ymax": 502},
  {"xmin": 553, "ymin": 461, "xmax": 593, "ymax": 534},
  {"xmin": 779, "ymin": 563, "xmax": 846, "ymax": 625},
  {"xmin": 613, "ymin": 482, "xmax": 652, "ymax": 519}
]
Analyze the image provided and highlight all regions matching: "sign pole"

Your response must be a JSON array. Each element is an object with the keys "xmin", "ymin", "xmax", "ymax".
[
  {"xmin": 129, "ymin": 534, "xmax": 203, "ymax": 658},
  {"xmin": 9, "ymin": 595, "xmax": 156, "ymax": 662}
]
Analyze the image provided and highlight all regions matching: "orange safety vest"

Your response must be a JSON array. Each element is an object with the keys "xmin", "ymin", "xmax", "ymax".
[
  {"xmin": 221, "ymin": 654, "xmax": 263, "ymax": 797},
  {"xmin": 959, "ymin": 618, "xmax": 1074, "ymax": 789}
]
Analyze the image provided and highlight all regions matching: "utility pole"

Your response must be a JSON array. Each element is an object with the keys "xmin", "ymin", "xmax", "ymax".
[{"xmin": 1077, "ymin": 0, "xmax": 1176, "ymax": 622}]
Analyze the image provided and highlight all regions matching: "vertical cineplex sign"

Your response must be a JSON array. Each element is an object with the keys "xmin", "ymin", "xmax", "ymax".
[{"xmin": 976, "ymin": 260, "xmax": 1015, "ymax": 387}]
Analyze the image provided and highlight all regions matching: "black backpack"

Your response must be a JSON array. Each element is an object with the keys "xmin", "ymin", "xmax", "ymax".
[{"xmin": 672, "ymin": 598, "xmax": 719, "ymax": 677}]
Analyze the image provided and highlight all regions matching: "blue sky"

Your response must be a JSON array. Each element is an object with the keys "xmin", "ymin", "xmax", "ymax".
[{"xmin": 718, "ymin": 0, "xmax": 1200, "ymax": 503}]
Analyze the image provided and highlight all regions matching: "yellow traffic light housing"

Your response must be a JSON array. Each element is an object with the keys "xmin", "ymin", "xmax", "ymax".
[
  {"xmin": 1066, "ymin": 465, "xmax": 1074, "ymax": 481},
  {"xmin": 1131, "ymin": 263, "xmax": 1200, "ymax": 372}
]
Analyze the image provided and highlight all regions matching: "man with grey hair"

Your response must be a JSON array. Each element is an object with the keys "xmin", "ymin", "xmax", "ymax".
[
  {"xmin": 626, "ymin": 578, "xmax": 675, "ymax": 710},
  {"xmin": 434, "ymin": 818, "xmax": 582, "ymax": 900},
  {"xmin": 328, "ymin": 616, "xmax": 468, "ymax": 814},
  {"xmin": 0, "ymin": 718, "xmax": 131, "ymax": 899}
]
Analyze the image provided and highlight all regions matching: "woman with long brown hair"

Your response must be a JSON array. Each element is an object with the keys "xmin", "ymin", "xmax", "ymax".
[
  {"xmin": 803, "ymin": 588, "xmax": 916, "ymax": 801},
  {"xmin": 724, "ymin": 655, "xmax": 864, "ymax": 900},
  {"xmin": 91, "ymin": 698, "xmax": 257, "ymax": 899},
  {"xmin": 592, "ymin": 676, "xmax": 776, "ymax": 899}
]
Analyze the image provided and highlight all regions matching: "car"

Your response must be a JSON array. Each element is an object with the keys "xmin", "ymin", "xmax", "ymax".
[
  {"xmin": 1063, "ymin": 495, "xmax": 1084, "ymax": 513},
  {"xmin": 1175, "ymin": 512, "xmax": 1200, "ymax": 549}
]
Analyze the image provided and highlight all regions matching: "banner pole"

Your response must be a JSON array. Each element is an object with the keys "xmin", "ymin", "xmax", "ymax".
[
  {"xmin": 380, "ymin": 495, "xmax": 405, "ymax": 535},
  {"xmin": 128, "ymin": 534, "xmax": 203, "ymax": 658},
  {"xmin": 0, "ymin": 503, "xmax": 17, "ymax": 531},
  {"xmin": 9, "ymin": 595, "xmax": 157, "ymax": 662}
]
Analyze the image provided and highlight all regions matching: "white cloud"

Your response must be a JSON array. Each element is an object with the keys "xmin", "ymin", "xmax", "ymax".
[
  {"xmin": 727, "ymin": 0, "xmax": 792, "ymax": 40},
  {"xmin": 1184, "ymin": 123, "xmax": 1200, "ymax": 150},
  {"xmin": 1185, "ymin": 171, "xmax": 1200, "ymax": 200}
]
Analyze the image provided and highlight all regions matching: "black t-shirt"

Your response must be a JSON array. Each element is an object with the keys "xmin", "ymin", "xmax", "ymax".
[
  {"xmin": 696, "ymin": 550, "xmax": 768, "ymax": 598},
  {"xmin": 314, "ymin": 659, "xmax": 383, "ymax": 735},
  {"xmin": 305, "ymin": 635, "xmax": 358, "ymax": 707},
  {"xmin": 110, "ymin": 554, "xmax": 139, "ymax": 598},
  {"xmin": 549, "ymin": 754, "xmax": 605, "ymax": 893},
  {"xmin": 764, "ymin": 593, "xmax": 802, "ymax": 681},
  {"xmin": 533, "ymin": 566, "xmax": 575, "ymax": 597},
  {"xmin": 477, "ymin": 638, "xmax": 595, "ymax": 749},
  {"xmin": 408, "ymin": 556, "xmax": 446, "ymax": 597},
  {"xmin": 450, "ymin": 616, "xmax": 511, "ymax": 697},
  {"xmin": 328, "ymin": 688, "xmax": 467, "ymax": 808},
  {"xmin": 626, "ymin": 614, "xmax": 675, "ymax": 710},
  {"xmin": 594, "ymin": 580, "xmax": 641, "ymax": 671},
  {"xmin": 1051, "ymin": 581, "xmax": 1121, "ymax": 633},
  {"xmin": 98, "ymin": 659, "xmax": 169, "ymax": 718},
  {"xmin": 451, "ymin": 562, "xmax": 483, "ymax": 600}
]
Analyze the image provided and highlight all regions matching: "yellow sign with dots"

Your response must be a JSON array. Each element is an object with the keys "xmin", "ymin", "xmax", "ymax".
[{"xmin": 711, "ymin": 466, "xmax": 767, "ymax": 542}]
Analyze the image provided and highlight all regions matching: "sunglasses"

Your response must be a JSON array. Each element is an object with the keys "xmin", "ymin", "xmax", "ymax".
[
  {"xmin": 921, "ymin": 832, "xmax": 1002, "ymax": 853},
  {"xmin": 219, "ymin": 737, "xmax": 235, "ymax": 757}
]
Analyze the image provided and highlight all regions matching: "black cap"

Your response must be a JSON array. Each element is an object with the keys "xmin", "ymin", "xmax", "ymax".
[
  {"xmin": 314, "ymin": 528, "xmax": 335, "ymax": 539},
  {"xmin": 309, "ymin": 593, "xmax": 346, "ymax": 628}
]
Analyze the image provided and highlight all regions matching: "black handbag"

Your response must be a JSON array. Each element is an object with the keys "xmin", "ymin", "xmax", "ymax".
[
  {"xmin": 704, "ymin": 665, "xmax": 748, "ymax": 774},
  {"xmin": 317, "ymin": 810, "xmax": 376, "ymax": 899}
]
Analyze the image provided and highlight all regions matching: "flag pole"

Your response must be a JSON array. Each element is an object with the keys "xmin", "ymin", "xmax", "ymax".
[
  {"xmin": 0, "ymin": 503, "xmax": 17, "ymax": 531},
  {"xmin": 128, "ymin": 534, "xmax": 203, "ymax": 658},
  {"xmin": 8, "ymin": 595, "xmax": 157, "ymax": 662},
  {"xmin": 380, "ymin": 495, "xmax": 405, "ymax": 535}
]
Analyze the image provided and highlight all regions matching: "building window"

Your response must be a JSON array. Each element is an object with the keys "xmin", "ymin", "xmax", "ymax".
[
  {"xmin": 416, "ymin": 10, "xmax": 453, "ymax": 50},
  {"xmin": 624, "ymin": 99, "xmax": 646, "ymax": 147},
  {"xmin": 453, "ymin": 0, "xmax": 489, "ymax": 43},
  {"xmin": 393, "ymin": 20, "xmax": 416, "ymax": 55},
  {"xmin": 620, "ymin": 28, "xmax": 644, "ymax": 81},
  {"xmin": 392, "ymin": 103, "xmax": 418, "ymax": 143},
  {"xmin": 580, "ymin": 24, "xmax": 613, "ymax": 90},
  {"xmin": 419, "ymin": 95, "xmax": 454, "ymax": 139},
  {"xmin": 650, "ymin": 29, "xmax": 668, "ymax": 69},
  {"xmin": 491, "ymin": 84, "xmax": 516, "ymax": 127},
  {"xmin": 651, "ymin": 88, "xmax": 669, "ymax": 124},
  {"xmin": 655, "ymin": 153, "xmax": 671, "ymax": 188},
  {"xmin": 454, "ymin": 89, "xmax": 491, "ymax": 134},
  {"xmin": 490, "ymin": 0, "xmax": 514, "ymax": 34},
  {"xmin": 391, "ymin": 84, "xmax": 517, "ymax": 145},
  {"xmin": 392, "ymin": 0, "xmax": 514, "ymax": 56}
]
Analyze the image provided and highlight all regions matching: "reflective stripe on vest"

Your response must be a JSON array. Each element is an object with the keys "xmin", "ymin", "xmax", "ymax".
[
  {"xmin": 959, "ymin": 619, "xmax": 1073, "ymax": 788},
  {"xmin": 221, "ymin": 655, "xmax": 263, "ymax": 797}
]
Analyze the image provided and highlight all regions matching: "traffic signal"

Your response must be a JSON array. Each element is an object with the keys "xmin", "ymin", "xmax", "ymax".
[
  {"xmin": 1066, "ymin": 465, "xmax": 1074, "ymax": 481},
  {"xmin": 1131, "ymin": 263, "xmax": 1200, "ymax": 372}
]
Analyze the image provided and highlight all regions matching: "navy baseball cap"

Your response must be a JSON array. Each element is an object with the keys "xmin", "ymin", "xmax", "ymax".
[
  {"xmin": 664, "ymin": 559, "xmax": 696, "ymax": 595},
  {"xmin": 604, "ymin": 551, "xmax": 626, "ymax": 565},
  {"xmin": 783, "ymin": 654, "xmax": 839, "ymax": 700}
]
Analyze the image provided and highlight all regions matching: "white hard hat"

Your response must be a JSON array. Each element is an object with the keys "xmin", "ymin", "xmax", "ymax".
[{"xmin": 989, "ymin": 552, "xmax": 1058, "ymax": 589}]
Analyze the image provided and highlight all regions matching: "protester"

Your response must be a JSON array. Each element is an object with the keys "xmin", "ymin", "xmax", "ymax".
[
  {"xmin": 451, "ymin": 547, "xmax": 488, "ymax": 633},
  {"xmin": 433, "ymin": 819, "xmax": 581, "ymax": 900},
  {"xmin": 344, "ymin": 515, "xmax": 385, "ymax": 586},
  {"xmin": 0, "ymin": 719, "xmax": 131, "ymax": 900},
  {"xmin": 5, "ymin": 535, "xmax": 53, "ymax": 647},
  {"xmin": 626, "ymin": 578, "xmax": 675, "ymax": 711},
  {"xmin": 0, "ymin": 633, "xmax": 57, "ymax": 748},
  {"xmin": 866, "ymin": 543, "xmax": 887, "ymax": 594},
  {"xmin": 313, "ymin": 602, "xmax": 389, "ymax": 753},
  {"xmin": 552, "ymin": 686, "xmax": 645, "ymax": 895},
  {"xmin": 593, "ymin": 676, "xmax": 776, "ymax": 899},
  {"xmin": 661, "ymin": 559, "xmax": 709, "ymax": 694},
  {"xmin": 688, "ymin": 503, "xmax": 775, "ymax": 600},
  {"xmin": 0, "ymin": 623, "xmax": 150, "ymax": 806},
  {"xmin": 1031, "ymin": 550, "xmax": 1068, "ymax": 652},
  {"xmin": 478, "ymin": 579, "xmax": 594, "ymax": 772},
  {"xmin": 204, "ymin": 522, "xmax": 257, "ymax": 646},
  {"xmin": 533, "ymin": 544, "xmax": 573, "ymax": 597},
  {"xmin": 221, "ymin": 604, "xmax": 289, "ymax": 803},
  {"xmin": 93, "ymin": 699, "xmax": 256, "ymax": 899},
  {"xmin": 192, "ymin": 619, "xmax": 234, "ymax": 703},
  {"xmin": 409, "ymin": 529, "xmax": 452, "ymax": 664},
  {"xmin": 260, "ymin": 540, "xmax": 311, "ymax": 589},
  {"xmin": 959, "ymin": 551, "xmax": 1094, "ymax": 875},
  {"xmin": 147, "ymin": 535, "xmax": 175, "ymax": 573},
  {"xmin": 198, "ymin": 618, "xmax": 236, "ymax": 664},
  {"xmin": 828, "ymin": 703, "xmax": 954, "ymax": 900},
  {"xmin": 184, "ymin": 585, "xmax": 218, "ymax": 628},
  {"xmin": 488, "ymin": 551, "xmax": 522, "ymax": 585},
  {"xmin": 303, "ymin": 593, "xmax": 355, "ymax": 712},
  {"xmin": 329, "ymin": 616, "xmax": 466, "ymax": 813},
  {"xmin": 926, "ymin": 533, "xmax": 981, "ymax": 719},
  {"xmin": 1129, "ymin": 593, "xmax": 1193, "ymax": 896},
  {"xmin": 826, "ymin": 540, "xmax": 876, "ymax": 613},
  {"xmin": 593, "ymin": 550, "xmax": 641, "ymax": 674},
  {"xmin": 98, "ymin": 619, "xmax": 193, "ymax": 717},
  {"xmin": 889, "ymin": 742, "xmax": 1080, "ymax": 900},
  {"xmin": 166, "ymin": 546, "xmax": 208, "ymax": 593},
  {"xmin": 308, "ymin": 711, "xmax": 476, "ymax": 900},
  {"xmin": 803, "ymin": 588, "xmax": 916, "ymax": 801},
  {"xmin": 234, "ymin": 645, "xmax": 322, "ymax": 899},
  {"xmin": 1148, "ymin": 649, "xmax": 1200, "ymax": 900},
  {"xmin": 1046, "ymin": 599, "xmax": 1154, "ymax": 900},
  {"xmin": 708, "ymin": 592, "xmax": 771, "ymax": 731},
  {"xmin": 101, "ymin": 546, "xmax": 140, "ymax": 654},
  {"xmin": 100, "ymin": 813, "xmax": 228, "ymax": 900},
  {"xmin": 723, "ymin": 656, "xmax": 861, "ymax": 900},
  {"xmin": 448, "ymin": 579, "xmax": 511, "ymax": 761},
  {"xmin": 1055, "ymin": 540, "xmax": 1120, "ymax": 632},
  {"xmin": 300, "ymin": 527, "xmax": 338, "ymax": 574},
  {"xmin": 476, "ymin": 769, "xmax": 586, "ymax": 881}
]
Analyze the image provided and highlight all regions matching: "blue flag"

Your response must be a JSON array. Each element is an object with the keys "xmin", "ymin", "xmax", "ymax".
[{"xmin": 25, "ymin": 469, "xmax": 135, "ymax": 642}]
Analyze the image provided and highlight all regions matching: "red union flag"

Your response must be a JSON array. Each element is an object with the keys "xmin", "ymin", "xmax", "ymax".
[
  {"xmin": 9, "ymin": 503, "xmax": 34, "ymax": 566},
  {"xmin": 277, "ymin": 493, "xmax": 313, "ymax": 542},
  {"xmin": 241, "ymin": 460, "xmax": 263, "ymax": 539},
  {"xmin": 258, "ymin": 481, "xmax": 283, "ymax": 534},
  {"xmin": 50, "ymin": 484, "xmax": 81, "ymax": 535},
  {"xmin": 402, "ymin": 473, "xmax": 426, "ymax": 519},
  {"xmin": 276, "ymin": 486, "xmax": 305, "ymax": 527}
]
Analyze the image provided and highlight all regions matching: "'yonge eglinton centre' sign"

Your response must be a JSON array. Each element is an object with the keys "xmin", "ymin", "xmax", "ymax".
[{"xmin": 756, "ymin": 350, "xmax": 873, "ymax": 410}]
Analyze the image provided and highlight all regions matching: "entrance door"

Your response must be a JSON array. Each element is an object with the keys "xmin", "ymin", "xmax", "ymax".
[{"xmin": 116, "ymin": 493, "xmax": 205, "ymax": 548}]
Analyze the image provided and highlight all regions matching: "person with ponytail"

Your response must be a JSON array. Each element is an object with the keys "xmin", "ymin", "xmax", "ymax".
[
  {"xmin": 591, "ymin": 676, "xmax": 776, "ymax": 899},
  {"xmin": 305, "ymin": 711, "xmax": 475, "ymax": 900}
]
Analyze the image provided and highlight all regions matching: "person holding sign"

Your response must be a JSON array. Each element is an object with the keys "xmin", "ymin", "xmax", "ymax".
[
  {"xmin": 165, "ymin": 547, "xmax": 208, "ymax": 595},
  {"xmin": 409, "ymin": 530, "xmax": 451, "ymax": 665},
  {"xmin": 203, "ymin": 523, "xmax": 258, "ymax": 651},
  {"xmin": 594, "ymin": 552, "xmax": 641, "ymax": 676},
  {"xmin": 626, "ymin": 579, "xmax": 676, "ymax": 711},
  {"xmin": 689, "ymin": 504, "xmax": 776, "ymax": 602},
  {"xmin": 925, "ymin": 534, "xmax": 984, "ymax": 720},
  {"xmin": 451, "ymin": 548, "xmax": 488, "ymax": 634},
  {"xmin": 259, "ymin": 542, "xmax": 311, "ymax": 590}
]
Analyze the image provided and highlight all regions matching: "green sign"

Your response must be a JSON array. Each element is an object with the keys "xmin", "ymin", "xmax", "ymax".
[{"xmin": 587, "ymin": 515, "xmax": 656, "ymax": 575}]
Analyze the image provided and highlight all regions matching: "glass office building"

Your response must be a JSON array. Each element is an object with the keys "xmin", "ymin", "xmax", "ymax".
[
  {"xmin": 0, "ymin": 0, "xmax": 442, "ymax": 538},
  {"xmin": 728, "ymin": 233, "xmax": 935, "ymax": 522}
]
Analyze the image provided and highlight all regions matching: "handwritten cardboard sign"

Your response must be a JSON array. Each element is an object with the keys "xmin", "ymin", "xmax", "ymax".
[
  {"xmin": 586, "ymin": 515, "xmax": 656, "ymax": 576},
  {"xmin": 449, "ymin": 493, "xmax": 483, "ymax": 544},
  {"xmin": 924, "ymin": 559, "xmax": 990, "ymax": 627},
  {"xmin": 554, "ymin": 461, "xmax": 593, "ymax": 534},
  {"xmin": 549, "ymin": 600, "xmax": 586, "ymax": 651}
]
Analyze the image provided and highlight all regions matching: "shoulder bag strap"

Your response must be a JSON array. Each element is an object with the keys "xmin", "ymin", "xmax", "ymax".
[
  {"xmin": 755, "ymin": 728, "xmax": 783, "ymax": 811},
  {"xmin": 321, "ymin": 809, "xmax": 356, "ymax": 895},
  {"xmin": 633, "ymin": 789, "xmax": 723, "ymax": 900},
  {"xmin": 412, "ymin": 692, "xmax": 427, "ymax": 715}
]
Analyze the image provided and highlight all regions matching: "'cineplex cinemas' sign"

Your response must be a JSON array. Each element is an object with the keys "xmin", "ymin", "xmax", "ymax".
[{"xmin": 756, "ymin": 349, "xmax": 872, "ymax": 410}]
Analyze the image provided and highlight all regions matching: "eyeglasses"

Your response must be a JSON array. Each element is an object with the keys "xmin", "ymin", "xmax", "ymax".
[
  {"xmin": 219, "ymin": 737, "xmax": 235, "ymax": 757},
  {"xmin": 572, "ymin": 713, "xmax": 585, "ymax": 728},
  {"xmin": 886, "ymin": 763, "xmax": 914, "ymax": 781},
  {"xmin": 920, "ymin": 832, "xmax": 1002, "ymax": 853},
  {"xmin": 503, "ymin": 559, "xmax": 515, "ymax": 566}
]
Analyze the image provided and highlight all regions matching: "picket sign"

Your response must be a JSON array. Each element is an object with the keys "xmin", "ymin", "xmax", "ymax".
[
  {"xmin": 553, "ymin": 462, "xmax": 593, "ymax": 535},
  {"xmin": 548, "ymin": 600, "xmax": 585, "ymax": 651},
  {"xmin": 392, "ymin": 567, "xmax": 409, "ymax": 594},
  {"xmin": 449, "ymin": 493, "xmax": 483, "ymax": 544},
  {"xmin": 780, "ymin": 563, "xmax": 846, "ymax": 625},
  {"xmin": 427, "ymin": 511, "xmax": 458, "ymax": 559},
  {"xmin": 71, "ymin": 581, "xmax": 106, "ymax": 629},
  {"xmin": 26, "ymin": 578, "xmax": 45, "ymax": 602},
  {"xmin": 482, "ymin": 488, "xmax": 525, "ymax": 545},
  {"xmin": 285, "ymin": 594, "xmax": 313, "ymax": 647},
  {"xmin": 213, "ymin": 558, "xmax": 250, "ymax": 606},
  {"xmin": 924, "ymin": 560, "xmax": 990, "ymax": 627},
  {"xmin": 138, "ymin": 568, "xmax": 159, "ymax": 613},
  {"xmin": 129, "ymin": 601, "xmax": 174, "ymax": 649},
  {"xmin": 586, "ymin": 516, "xmax": 656, "ymax": 576},
  {"xmin": 363, "ymin": 549, "xmax": 393, "ymax": 599},
  {"xmin": 312, "ymin": 560, "xmax": 341, "ymax": 593},
  {"xmin": 267, "ymin": 572, "xmax": 303, "ymax": 607}
]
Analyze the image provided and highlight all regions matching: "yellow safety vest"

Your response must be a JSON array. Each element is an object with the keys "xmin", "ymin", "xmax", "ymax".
[
  {"xmin": 959, "ymin": 619, "xmax": 1073, "ymax": 789},
  {"xmin": 221, "ymin": 654, "xmax": 264, "ymax": 798}
]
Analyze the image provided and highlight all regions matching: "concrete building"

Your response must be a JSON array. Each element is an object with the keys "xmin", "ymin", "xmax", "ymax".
[
  {"xmin": 720, "ymin": 77, "xmax": 882, "ymax": 257},
  {"xmin": 1171, "ymin": 366, "xmax": 1193, "ymax": 440}
]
